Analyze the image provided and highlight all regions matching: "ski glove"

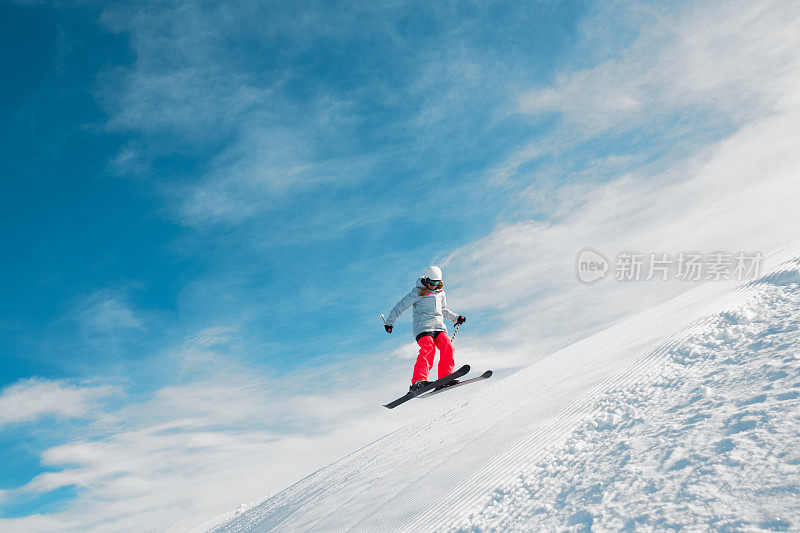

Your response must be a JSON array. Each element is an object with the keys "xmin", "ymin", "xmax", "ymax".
[
  {"xmin": 384, "ymin": 325, "xmax": 393, "ymax": 333},
  {"xmin": 456, "ymin": 315, "xmax": 466, "ymax": 325}
]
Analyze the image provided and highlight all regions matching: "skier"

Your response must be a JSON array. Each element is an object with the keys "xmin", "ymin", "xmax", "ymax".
[{"xmin": 384, "ymin": 266, "xmax": 466, "ymax": 393}]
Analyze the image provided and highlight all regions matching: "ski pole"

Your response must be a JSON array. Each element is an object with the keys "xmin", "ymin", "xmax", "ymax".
[{"xmin": 380, "ymin": 313, "xmax": 387, "ymax": 325}]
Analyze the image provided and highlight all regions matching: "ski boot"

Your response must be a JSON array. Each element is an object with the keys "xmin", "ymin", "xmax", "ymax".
[
  {"xmin": 409, "ymin": 380, "xmax": 430, "ymax": 393},
  {"xmin": 434, "ymin": 379, "xmax": 459, "ymax": 391}
]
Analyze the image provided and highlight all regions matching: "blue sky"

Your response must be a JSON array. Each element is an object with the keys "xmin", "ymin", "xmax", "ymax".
[
  {"xmin": 2, "ymin": 0, "xmax": 800, "ymax": 530},
  {"xmin": 2, "ymin": 0, "xmax": 583, "ymax": 380}
]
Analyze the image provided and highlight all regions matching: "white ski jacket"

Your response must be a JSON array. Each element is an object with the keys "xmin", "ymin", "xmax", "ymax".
[{"xmin": 386, "ymin": 277, "xmax": 460, "ymax": 338}]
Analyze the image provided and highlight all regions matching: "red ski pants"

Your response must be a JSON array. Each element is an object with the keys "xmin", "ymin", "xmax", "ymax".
[{"xmin": 412, "ymin": 332, "xmax": 454, "ymax": 384}]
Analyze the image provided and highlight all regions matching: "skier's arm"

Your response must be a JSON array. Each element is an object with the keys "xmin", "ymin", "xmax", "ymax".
[
  {"xmin": 386, "ymin": 289, "xmax": 419, "ymax": 327},
  {"xmin": 442, "ymin": 294, "xmax": 459, "ymax": 323}
]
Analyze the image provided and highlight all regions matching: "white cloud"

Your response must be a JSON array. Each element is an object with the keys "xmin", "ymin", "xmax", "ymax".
[
  {"xmin": 172, "ymin": 327, "xmax": 240, "ymax": 373},
  {"xmin": 94, "ymin": 0, "xmax": 391, "ymax": 229},
  {"xmin": 0, "ymin": 379, "xmax": 116, "ymax": 427},
  {"xmin": 172, "ymin": 129, "xmax": 384, "ymax": 228},
  {"xmin": 76, "ymin": 290, "xmax": 144, "ymax": 335},
  {"xmin": 510, "ymin": 1, "xmax": 800, "ymax": 165},
  {"xmin": 92, "ymin": 1, "xmax": 536, "ymax": 232},
  {"xmin": 0, "ymin": 366, "xmax": 421, "ymax": 532}
]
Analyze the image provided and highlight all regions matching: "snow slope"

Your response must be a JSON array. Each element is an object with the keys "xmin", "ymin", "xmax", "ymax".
[{"xmin": 212, "ymin": 245, "xmax": 800, "ymax": 532}]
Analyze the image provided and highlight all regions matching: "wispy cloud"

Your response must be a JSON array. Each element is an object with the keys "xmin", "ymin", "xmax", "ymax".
[
  {"xmin": 95, "ymin": 1, "xmax": 393, "ymax": 226},
  {"xmin": 0, "ymin": 379, "xmax": 116, "ymax": 427},
  {"xmin": 75, "ymin": 290, "xmax": 144, "ymax": 335},
  {"xmin": 503, "ymin": 0, "xmax": 800, "ymax": 183},
  {"xmin": 93, "ymin": 1, "xmax": 563, "ymax": 233},
  {"xmin": 445, "ymin": 0, "xmax": 800, "ymax": 361},
  {"xmin": 0, "ymin": 363, "xmax": 419, "ymax": 532}
]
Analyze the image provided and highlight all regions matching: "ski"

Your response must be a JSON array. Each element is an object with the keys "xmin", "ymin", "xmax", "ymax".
[
  {"xmin": 418, "ymin": 370, "xmax": 493, "ymax": 398},
  {"xmin": 383, "ymin": 364, "xmax": 471, "ymax": 409}
]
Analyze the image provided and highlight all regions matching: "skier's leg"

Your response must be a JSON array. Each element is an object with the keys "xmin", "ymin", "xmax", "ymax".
[
  {"xmin": 435, "ymin": 332, "xmax": 455, "ymax": 379},
  {"xmin": 412, "ymin": 335, "xmax": 436, "ymax": 384}
]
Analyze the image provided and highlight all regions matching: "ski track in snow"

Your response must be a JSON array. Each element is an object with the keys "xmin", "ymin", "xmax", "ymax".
[{"xmin": 211, "ymin": 247, "xmax": 800, "ymax": 533}]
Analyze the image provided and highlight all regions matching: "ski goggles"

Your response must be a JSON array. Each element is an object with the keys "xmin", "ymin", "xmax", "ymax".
[{"xmin": 425, "ymin": 278, "xmax": 442, "ymax": 287}]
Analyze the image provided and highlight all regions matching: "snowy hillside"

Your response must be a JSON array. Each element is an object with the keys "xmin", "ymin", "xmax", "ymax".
[{"xmin": 211, "ymin": 245, "xmax": 800, "ymax": 532}]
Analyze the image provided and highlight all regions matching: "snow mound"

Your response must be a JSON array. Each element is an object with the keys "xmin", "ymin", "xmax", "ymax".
[
  {"xmin": 452, "ymin": 284, "xmax": 800, "ymax": 531},
  {"xmin": 211, "ymin": 245, "xmax": 800, "ymax": 532},
  {"xmin": 749, "ymin": 260, "xmax": 800, "ymax": 287}
]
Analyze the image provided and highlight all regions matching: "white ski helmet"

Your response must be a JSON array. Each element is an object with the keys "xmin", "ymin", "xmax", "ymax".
[{"xmin": 424, "ymin": 265, "xmax": 443, "ymax": 281}]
